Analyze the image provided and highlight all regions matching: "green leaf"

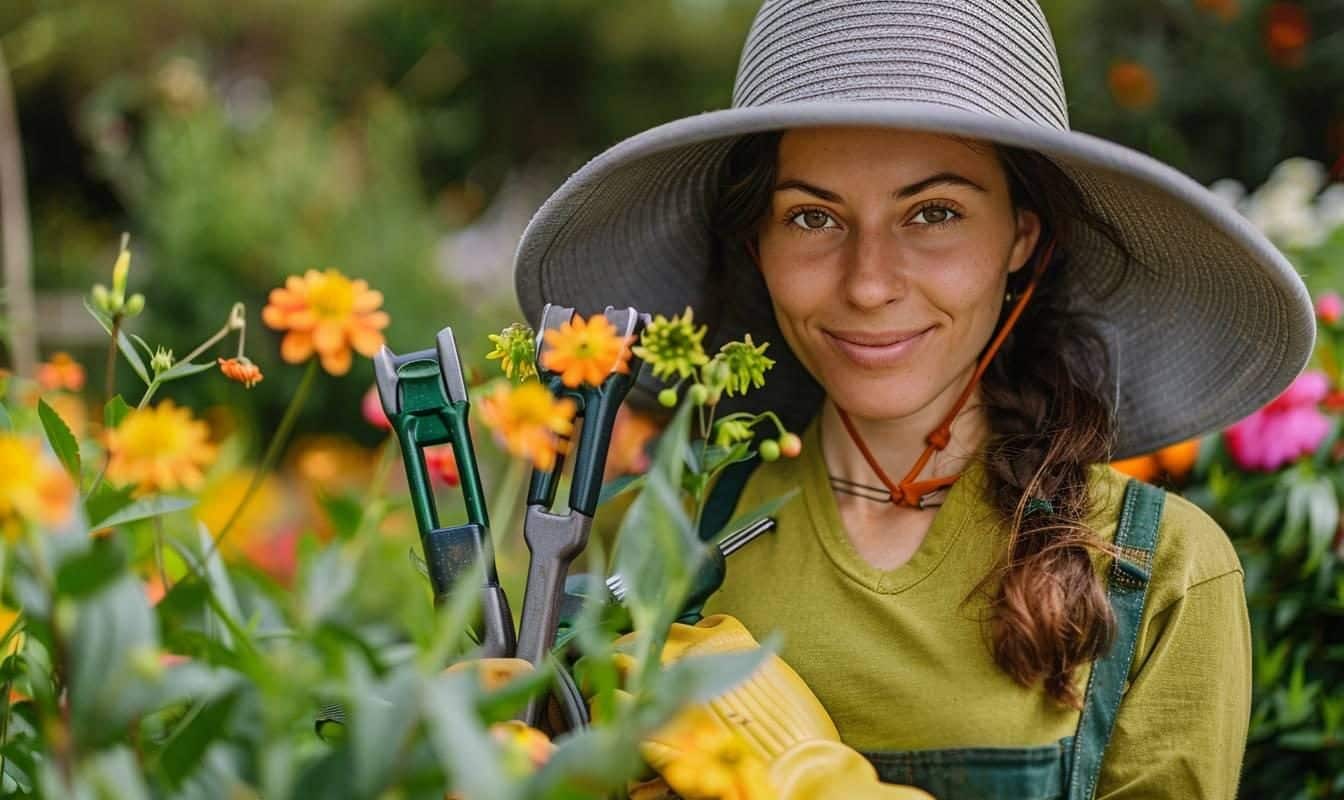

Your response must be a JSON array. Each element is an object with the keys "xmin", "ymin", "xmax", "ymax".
[
  {"xmin": 68, "ymin": 576, "xmax": 160, "ymax": 746},
  {"xmin": 84, "ymin": 482, "xmax": 138, "ymax": 530},
  {"xmin": 157, "ymin": 692, "xmax": 240, "ymax": 788},
  {"xmin": 1302, "ymin": 477, "xmax": 1339, "ymax": 575},
  {"xmin": 597, "ymin": 473, "xmax": 645, "ymax": 507},
  {"xmin": 422, "ymin": 673, "xmax": 513, "ymax": 800},
  {"xmin": 37, "ymin": 398, "xmax": 81, "ymax": 482},
  {"xmin": 155, "ymin": 359, "xmax": 216, "ymax": 383},
  {"xmin": 89, "ymin": 495, "xmax": 196, "ymax": 530},
  {"xmin": 55, "ymin": 536, "xmax": 129, "ymax": 598},
  {"xmin": 104, "ymin": 395, "xmax": 131, "ymax": 430},
  {"xmin": 129, "ymin": 333, "xmax": 156, "ymax": 361},
  {"xmin": 84, "ymin": 296, "xmax": 150, "ymax": 385},
  {"xmin": 716, "ymin": 489, "xmax": 798, "ymax": 543},
  {"xmin": 1248, "ymin": 489, "xmax": 1287, "ymax": 538},
  {"xmin": 318, "ymin": 492, "xmax": 365, "ymax": 540}
]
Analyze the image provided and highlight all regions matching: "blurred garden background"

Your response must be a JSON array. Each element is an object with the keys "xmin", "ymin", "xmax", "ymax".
[{"xmin": 2, "ymin": 1, "xmax": 1344, "ymax": 798}]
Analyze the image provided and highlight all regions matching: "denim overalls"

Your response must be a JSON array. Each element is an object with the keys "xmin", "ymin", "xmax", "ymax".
[{"xmin": 698, "ymin": 464, "xmax": 1166, "ymax": 800}]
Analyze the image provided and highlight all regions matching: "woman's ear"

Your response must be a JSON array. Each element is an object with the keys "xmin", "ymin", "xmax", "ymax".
[{"xmin": 1008, "ymin": 209, "xmax": 1042, "ymax": 274}]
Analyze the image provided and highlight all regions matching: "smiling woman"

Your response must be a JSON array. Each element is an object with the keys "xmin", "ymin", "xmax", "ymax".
[{"xmin": 513, "ymin": 0, "xmax": 1314, "ymax": 798}]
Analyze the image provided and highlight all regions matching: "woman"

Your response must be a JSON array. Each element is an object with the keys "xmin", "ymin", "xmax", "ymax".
[{"xmin": 512, "ymin": 1, "xmax": 1314, "ymax": 797}]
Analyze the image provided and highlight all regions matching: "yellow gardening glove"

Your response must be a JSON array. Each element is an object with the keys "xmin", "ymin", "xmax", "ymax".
[{"xmin": 611, "ymin": 615, "xmax": 935, "ymax": 800}]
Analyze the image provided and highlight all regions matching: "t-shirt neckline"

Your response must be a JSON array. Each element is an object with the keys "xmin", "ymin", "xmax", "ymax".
[{"xmin": 801, "ymin": 413, "xmax": 978, "ymax": 594}]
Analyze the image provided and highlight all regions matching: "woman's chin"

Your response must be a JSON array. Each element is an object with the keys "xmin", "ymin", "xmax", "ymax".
[{"xmin": 822, "ymin": 379, "xmax": 935, "ymax": 422}]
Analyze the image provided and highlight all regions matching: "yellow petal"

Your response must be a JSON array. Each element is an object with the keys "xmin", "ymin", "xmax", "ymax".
[{"xmin": 313, "ymin": 321, "xmax": 344, "ymax": 355}]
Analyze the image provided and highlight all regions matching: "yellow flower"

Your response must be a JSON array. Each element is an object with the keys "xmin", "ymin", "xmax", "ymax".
[
  {"xmin": 106, "ymin": 400, "xmax": 217, "ymax": 495},
  {"xmin": 650, "ymin": 706, "xmax": 775, "ymax": 800},
  {"xmin": 540, "ymin": 313, "xmax": 634, "ymax": 389},
  {"xmin": 487, "ymin": 322, "xmax": 539, "ymax": 382},
  {"xmin": 634, "ymin": 307, "xmax": 709, "ymax": 382},
  {"xmin": 0, "ymin": 604, "xmax": 23, "ymax": 659},
  {"xmin": 478, "ymin": 381, "xmax": 576, "ymax": 471},
  {"xmin": 0, "ymin": 434, "xmax": 77, "ymax": 539},
  {"xmin": 261, "ymin": 269, "xmax": 389, "ymax": 376}
]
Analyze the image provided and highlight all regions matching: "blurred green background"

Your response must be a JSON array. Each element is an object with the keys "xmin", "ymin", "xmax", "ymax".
[{"xmin": 2, "ymin": 0, "xmax": 1342, "ymax": 440}]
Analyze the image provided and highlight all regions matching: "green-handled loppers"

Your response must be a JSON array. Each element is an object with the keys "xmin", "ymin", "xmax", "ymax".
[{"xmin": 374, "ymin": 328, "xmax": 515, "ymax": 659}]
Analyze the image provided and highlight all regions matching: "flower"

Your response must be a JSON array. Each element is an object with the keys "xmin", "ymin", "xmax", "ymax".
[
  {"xmin": 1107, "ymin": 61, "xmax": 1158, "ymax": 110},
  {"xmin": 1196, "ymin": 0, "xmax": 1239, "ymax": 22},
  {"xmin": 478, "ymin": 381, "xmax": 576, "ymax": 471},
  {"xmin": 540, "ymin": 314, "xmax": 634, "ymax": 389},
  {"xmin": 425, "ymin": 445, "xmax": 460, "ymax": 487},
  {"xmin": 217, "ymin": 357, "xmax": 263, "ymax": 388},
  {"xmin": 1265, "ymin": 3, "xmax": 1310, "ymax": 68},
  {"xmin": 1316, "ymin": 292, "xmax": 1342, "ymax": 325},
  {"xmin": 197, "ymin": 468, "xmax": 284, "ymax": 557},
  {"xmin": 490, "ymin": 720, "xmax": 554, "ymax": 774},
  {"xmin": 1111, "ymin": 439, "xmax": 1199, "ymax": 483},
  {"xmin": 262, "ymin": 269, "xmax": 389, "ymax": 375},
  {"xmin": 605, "ymin": 405, "xmax": 660, "ymax": 480},
  {"xmin": 37, "ymin": 352, "xmax": 85, "ymax": 392},
  {"xmin": 715, "ymin": 336, "xmax": 775, "ymax": 397},
  {"xmin": 362, "ymin": 384, "xmax": 392, "ymax": 430},
  {"xmin": 0, "ymin": 434, "xmax": 77, "ymax": 539},
  {"xmin": 487, "ymin": 323, "xmax": 538, "ymax": 382},
  {"xmin": 106, "ymin": 400, "xmax": 217, "ymax": 495},
  {"xmin": 1225, "ymin": 371, "xmax": 1331, "ymax": 471},
  {"xmin": 634, "ymin": 307, "xmax": 710, "ymax": 382},
  {"xmin": 713, "ymin": 418, "xmax": 753, "ymax": 448},
  {"xmin": 647, "ymin": 706, "xmax": 774, "ymax": 800}
]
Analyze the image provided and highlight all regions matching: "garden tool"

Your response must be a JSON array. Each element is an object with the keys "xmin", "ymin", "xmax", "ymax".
[
  {"xmin": 611, "ymin": 615, "xmax": 936, "ymax": 800},
  {"xmin": 515, "ymin": 305, "xmax": 648, "ymax": 702},
  {"xmin": 374, "ymin": 328, "xmax": 515, "ymax": 659}
]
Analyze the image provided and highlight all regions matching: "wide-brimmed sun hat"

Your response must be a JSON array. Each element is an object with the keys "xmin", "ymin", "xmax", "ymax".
[{"xmin": 512, "ymin": 0, "xmax": 1314, "ymax": 459}]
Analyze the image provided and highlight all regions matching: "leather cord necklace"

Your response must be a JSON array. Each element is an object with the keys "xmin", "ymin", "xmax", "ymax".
[{"xmin": 832, "ymin": 238, "xmax": 1057, "ymax": 509}]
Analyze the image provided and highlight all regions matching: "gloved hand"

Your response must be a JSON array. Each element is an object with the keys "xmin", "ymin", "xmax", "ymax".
[{"xmin": 610, "ymin": 615, "xmax": 935, "ymax": 800}]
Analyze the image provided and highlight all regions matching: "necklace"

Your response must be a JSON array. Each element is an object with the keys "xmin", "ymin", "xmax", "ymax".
[{"xmin": 828, "ymin": 474, "xmax": 947, "ymax": 509}]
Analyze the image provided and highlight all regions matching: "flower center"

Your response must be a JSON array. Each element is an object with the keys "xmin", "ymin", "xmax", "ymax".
[{"xmin": 309, "ymin": 272, "xmax": 357, "ymax": 321}]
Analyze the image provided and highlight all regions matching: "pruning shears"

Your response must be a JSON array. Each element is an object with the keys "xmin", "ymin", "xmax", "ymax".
[
  {"xmin": 514, "ymin": 304, "xmax": 650, "ymax": 670},
  {"xmin": 374, "ymin": 329, "xmax": 515, "ymax": 659}
]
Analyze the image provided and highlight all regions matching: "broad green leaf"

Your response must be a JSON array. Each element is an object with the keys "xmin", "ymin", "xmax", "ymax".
[
  {"xmin": 155, "ymin": 360, "xmax": 216, "ymax": 383},
  {"xmin": 84, "ymin": 297, "xmax": 151, "ymax": 385},
  {"xmin": 55, "ymin": 536, "xmax": 128, "ymax": 598},
  {"xmin": 1248, "ymin": 489, "xmax": 1287, "ymax": 539},
  {"xmin": 68, "ymin": 576, "xmax": 161, "ymax": 746},
  {"xmin": 1302, "ymin": 477, "xmax": 1339, "ymax": 575},
  {"xmin": 84, "ymin": 482, "xmax": 138, "ymax": 531},
  {"xmin": 156, "ymin": 692, "xmax": 240, "ymax": 789},
  {"xmin": 104, "ymin": 395, "xmax": 132, "ymax": 430},
  {"xmin": 89, "ymin": 495, "xmax": 196, "ymax": 530},
  {"xmin": 76, "ymin": 746, "xmax": 152, "ymax": 800},
  {"xmin": 349, "ymin": 661, "xmax": 419, "ymax": 798},
  {"xmin": 422, "ymin": 673, "xmax": 514, "ymax": 800},
  {"xmin": 37, "ymin": 398, "xmax": 81, "ymax": 482},
  {"xmin": 319, "ymin": 492, "xmax": 366, "ymax": 540}
]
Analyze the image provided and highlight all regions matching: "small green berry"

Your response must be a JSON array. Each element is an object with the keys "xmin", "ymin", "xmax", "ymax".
[
  {"xmin": 779, "ymin": 432, "xmax": 802, "ymax": 458},
  {"xmin": 759, "ymin": 439, "xmax": 781, "ymax": 462},
  {"xmin": 658, "ymin": 388, "xmax": 678, "ymax": 407},
  {"xmin": 124, "ymin": 293, "xmax": 146, "ymax": 316},
  {"xmin": 688, "ymin": 384, "xmax": 710, "ymax": 406}
]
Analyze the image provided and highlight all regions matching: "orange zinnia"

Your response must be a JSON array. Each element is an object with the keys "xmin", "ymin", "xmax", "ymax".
[
  {"xmin": 478, "ymin": 381, "xmax": 576, "ymax": 471},
  {"xmin": 1107, "ymin": 61, "xmax": 1158, "ymax": 110},
  {"xmin": 106, "ymin": 400, "xmax": 217, "ymax": 495},
  {"xmin": 37, "ymin": 352, "xmax": 86, "ymax": 392},
  {"xmin": 540, "ymin": 314, "xmax": 634, "ymax": 389},
  {"xmin": 261, "ymin": 269, "xmax": 389, "ymax": 376},
  {"xmin": 218, "ymin": 357, "xmax": 264, "ymax": 388}
]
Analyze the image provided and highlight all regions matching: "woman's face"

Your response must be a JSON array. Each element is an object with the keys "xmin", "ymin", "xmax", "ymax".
[{"xmin": 755, "ymin": 127, "xmax": 1041, "ymax": 422}]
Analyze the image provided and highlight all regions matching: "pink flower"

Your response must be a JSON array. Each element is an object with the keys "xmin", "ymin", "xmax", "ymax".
[
  {"xmin": 1225, "ymin": 371, "xmax": 1332, "ymax": 471},
  {"xmin": 1316, "ymin": 292, "xmax": 1342, "ymax": 325},
  {"xmin": 425, "ymin": 445, "xmax": 460, "ymax": 487},
  {"xmin": 363, "ymin": 384, "xmax": 392, "ymax": 430}
]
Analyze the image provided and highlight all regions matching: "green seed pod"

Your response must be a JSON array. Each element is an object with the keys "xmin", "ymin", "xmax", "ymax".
[
  {"xmin": 759, "ymin": 439, "xmax": 781, "ymax": 462},
  {"xmin": 124, "ymin": 293, "xmax": 146, "ymax": 317},
  {"xmin": 658, "ymin": 388, "xmax": 678, "ymax": 407},
  {"xmin": 688, "ymin": 384, "xmax": 710, "ymax": 406}
]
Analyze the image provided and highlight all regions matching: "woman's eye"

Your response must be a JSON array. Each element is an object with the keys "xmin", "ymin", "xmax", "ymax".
[
  {"xmin": 910, "ymin": 205, "xmax": 960, "ymax": 226},
  {"xmin": 788, "ymin": 209, "xmax": 838, "ymax": 231}
]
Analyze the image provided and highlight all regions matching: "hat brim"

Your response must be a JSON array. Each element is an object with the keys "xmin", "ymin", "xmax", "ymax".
[{"xmin": 514, "ymin": 101, "xmax": 1315, "ymax": 459}]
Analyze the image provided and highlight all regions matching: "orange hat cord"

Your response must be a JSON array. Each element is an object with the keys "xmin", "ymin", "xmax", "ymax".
[{"xmin": 835, "ymin": 238, "xmax": 1057, "ymax": 509}]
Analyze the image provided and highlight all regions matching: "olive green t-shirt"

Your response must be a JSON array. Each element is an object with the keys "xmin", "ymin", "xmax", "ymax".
[{"xmin": 599, "ymin": 415, "xmax": 1252, "ymax": 799}]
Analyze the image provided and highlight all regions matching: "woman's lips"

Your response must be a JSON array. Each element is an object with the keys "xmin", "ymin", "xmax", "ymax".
[{"xmin": 824, "ymin": 326, "xmax": 934, "ymax": 369}]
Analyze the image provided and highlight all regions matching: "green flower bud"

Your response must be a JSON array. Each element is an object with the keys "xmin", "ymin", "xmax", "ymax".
[
  {"xmin": 688, "ymin": 384, "xmax": 710, "ymax": 406},
  {"xmin": 151, "ymin": 346, "xmax": 174, "ymax": 375},
  {"xmin": 658, "ymin": 388, "xmax": 678, "ymax": 407},
  {"xmin": 759, "ymin": 439, "xmax": 781, "ymax": 462},
  {"xmin": 124, "ymin": 293, "xmax": 146, "ymax": 317},
  {"xmin": 91, "ymin": 284, "xmax": 111, "ymax": 313}
]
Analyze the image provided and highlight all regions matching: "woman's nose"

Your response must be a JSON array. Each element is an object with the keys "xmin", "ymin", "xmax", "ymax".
[{"xmin": 842, "ymin": 229, "xmax": 906, "ymax": 310}]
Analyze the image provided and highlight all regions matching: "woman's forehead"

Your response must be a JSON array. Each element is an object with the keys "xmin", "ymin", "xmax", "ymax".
[{"xmin": 775, "ymin": 127, "xmax": 1002, "ymax": 186}]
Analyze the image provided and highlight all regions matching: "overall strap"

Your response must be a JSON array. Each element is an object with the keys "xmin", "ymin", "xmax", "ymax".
[
  {"xmin": 697, "ymin": 455, "xmax": 762, "ymax": 541},
  {"xmin": 1066, "ymin": 479, "xmax": 1165, "ymax": 800}
]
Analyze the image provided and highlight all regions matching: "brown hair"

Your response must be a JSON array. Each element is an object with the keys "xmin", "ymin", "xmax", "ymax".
[{"xmin": 710, "ymin": 131, "xmax": 1126, "ymax": 708}]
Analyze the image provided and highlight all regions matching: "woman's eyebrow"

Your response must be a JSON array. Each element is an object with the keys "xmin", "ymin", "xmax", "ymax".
[{"xmin": 773, "ymin": 172, "xmax": 988, "ymax": 201}]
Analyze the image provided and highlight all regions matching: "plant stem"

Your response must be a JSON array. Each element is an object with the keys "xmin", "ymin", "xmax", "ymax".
[
  {"xmin": 105, "ymin": 314, "xmax": 122, "ymax": 408},
  {"xmin": 210, "ymin": 359, "xmax": 317, "ymax": 555}
]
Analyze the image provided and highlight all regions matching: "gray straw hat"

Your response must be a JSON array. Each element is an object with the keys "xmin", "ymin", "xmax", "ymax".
[{"xmin": 513, "ymin": 0, "xmax": 1315, "ymax": 459}]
